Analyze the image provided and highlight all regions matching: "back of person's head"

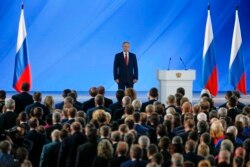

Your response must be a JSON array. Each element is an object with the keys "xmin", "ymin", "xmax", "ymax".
[
  {"xmin": 33, "ymin": 92, "xmax": 42, "ymax": 102},
  {"xmin": 68, "ymin": 92, "xmax": 77, "ymax": 102},
  {"xmin": 116, "ymin": 89, "xmax": 125, "ymax": 102},
  {"xmin": 200, "ymin": 100, "xmax": 210, "ymax": 111},
  {"xmin": 100, "ymin": 125, "xmax": 111, "ymax": 138},
  {"xmin": 51, "ymin": 129, "xmax": 61, "ymax": 141},
  {"xmin": 132, "ymin": 99, "xmax": 142, "ymax": 111},
  {"xmin": 68, "ymin": 107, "xmax": 77, "ymax": 118},
  {"xmin": 182, "ymin": 102, "xmax": 192, "ymax": 114},
  {"xmin": 138, "ymin": 135, "xmax": 150, "ymax": 149},
  {"xmin": 152, "ymin": 152, "xmax": 163, "ymax": 165},
  {"xmin": 85, "ymin": 124, "xmax": 97, "ymax": 141},
  {"xmin": 18, "ymin": 112, "xmax": 29, "ymax": 123},
  {"xmin": 197, "ymin": 143, "xmax": 210, "ymax": 158},
  {"xmin": 122, "ymin": 96, "xmax": 131, "ymax": 107},
  {"xmin": 21, "ymin": 82, "xmax": 30, "ymax": 92},
  {"xmin": 176, "ymin": 87, "xmax": 185, "ymax": 96},
  {"xmin": 243, "ymin": 138, "xmax": 250, "ymax": 152},
  {"xmin": 226, "ymin": 125, "xmax": 238, "ymax": 138},
  {"xmin": 0, "ymin": 140, "xmax": 11, "ymax": 154},
  {"xmin": 149, "ymin": 87, "xmax": 158, "ymax": 98},
  {"xmin": 233, "ymin": 156, "xmax": 244, "ymax": 167},
  {"xmin": 97, "ymin": 86, "xmax": 105, "ymax": 95},
  {"xmin": 71, "ymin": 122, "xmax": 82, "ymax": 133},
  {"xmin": 52, "ymin": 111, "xmax": 61, "ymax": 123},
  {"xmin": 32, "ymin": 107, "xmax": 43, "ymax": 118},
  {"xmin": 0, "ymin": 90, "xmax": 6, "ymax": 100},
  {"xmin": 145, "ymin": 104, "xmax": 154, "ymax": 115},
  {"xmin": 158, "ymin": 136, "xmax": 170, "ymax": 150},
  {"xmin": 185, "ymin": 140, "xmax": 196, "ymax": 153},
  {"xmin": 172, "ymin": 136, "xmax": 183, "ymax": 145},
  {"xmin": 167, "ymin": 94, "xmax": 175, "ymax": 104},
  {"xmin": 228, "ymin": 96, "xmax": 238, "ymax": 108},
  {"xmin": 198, "ymin": 160, "xmax": 211, "ymax": 167},
  {"xmin": 15, "ymin": 147, "xmax": 28, "ymax": 163},
  {"xmin": 233, "ymin": 90, "xmax": 241, "ymax": 99},
  {"xmin": 111, "ymin": 130, "xmax": 120, "ymax": 142},
  {"xmin": 225, "ymin": 91, "xmax": 233, "ymax": 100},
  {"xmin": 221, "ymin": 139, "xmax": 234, "ymax": 153},
  {"xmin": 147, "ymin": 144, "xmax": 159, "ymax": 158},
  {"xmin": 95, "ymin": 94, "xmax": 104, "ymax": 106},
  {"xmin": 124, "ymin": 104, "xmax": 134, "ymax": 115},
  {"xmin": 89, "ymin": 87, "xmax": 98, "ymax": 97},
  {"xmin": 118, "ymin": 124, "xmax": 129, "ymax": 135},
  {"xmin": 209, "ymin": 110, "xmax": 218, "ymax": 120},
  {"xmin": 197, "ymin": 120, "xmax": 209, "ymax": 134},
  {"xmin": 171, "ymin": 153, "xmax": 184, "ymax": 167},
  {"xmin": 125, "ymin": 88, "xmax": 137, "ymax": 101},
  {"xmin": 218, "ymin": 150, "xmax": 231, "ymax": 164},
  {"xmin": 130, "ymin": 144, "xmax": 142, "ymax": 160},
  {"xmin": 234, "ymin": 147, "xmax": 246, "ymax": 158},
  {"xmin": 5, "ymin": 98, "xmax": 15, "ymax": 110},
  {"xmin": 154, "ymin": 103, "xmax": 164, "ymax": 115},
  {"xmin": 197, "ymin": 112, "xmax": 207, "ymax": 122},
  {"xmin": 183, "ymin": 161, "xmax": 195, "ymax": 167},
  {"xmin": 133, "ymin": 112, "xmax": 141, "ymax": 123},
  {"xmin": 28, "ymin": 117, "xmax": 39, "ymax": 129},
  {"xmin": 62, "ymin": 89, "xmax": 71, "ymax": 98},
  {"xmin": 116, "ymin": 141, "xmax": 128, "ymax": 156},
  {"xmin": 218, "ymin": 107, "xmax": 228, "ymax": 118},
  {"xmin": 124, "ymin": 132, "xmax": 135, "ymax": 146},
  {"xmin": 97, "ymin": 139, "xmax": 113, "ymax": 159}
]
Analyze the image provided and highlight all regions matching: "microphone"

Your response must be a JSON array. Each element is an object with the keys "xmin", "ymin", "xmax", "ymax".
[
  {"xmin": 179, "ymin": 57, "xmax": 188, "ymax": 70},
  {"xmin": 167, "ymin": 57, "xmax": 171, "ymax": 70}
]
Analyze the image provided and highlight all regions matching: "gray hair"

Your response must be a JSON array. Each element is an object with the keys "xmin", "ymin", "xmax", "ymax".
[
  {"xmin": 132, "ymin": 99, "xmax": 142, "ymax": 111},
  {"xmin": 226, "ymin": 126, "xmax": 238, "ymax": 137},
  {"xmin": 171, "ymin": 153, "xmax": 184, "ymax": 167},
  {"xmin": 51, "ymin": 129, "xmax": 60, "ymax": 141},
  {"xmin": 52, "ymin": 112, "xmax": 61, "ymax": 123},
  {"xmin": 138, "ymin": 135, "xmax": 150, "ymax": 149},
  {"xmin": 218, "ymin": 107, "xmax": 228, "ymax": 118},
  {"xmin": 122, "ymin": 96, "xmax": 131, "ymax": 107},
  {"xmin": 166, "ymin": 107, "xmax": 176, "ymax": 115},
  {"xmin": 5, "ymin": 99, "xmax": 15, "ymax": 109},
  {"xmin": 221, "ymin": 139, "xmax": 234, "ymax": 153},
  {"xmin": 197, "ymin": 112, "xmax": 207, "ymax": 122},
  {"xmin": 172, "ymin": 136, "xmax": 183, "ymax": 145}
]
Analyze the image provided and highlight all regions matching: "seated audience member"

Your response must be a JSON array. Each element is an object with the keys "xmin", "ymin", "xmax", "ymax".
[
  {"xmin": 97, "ymin": 86, "xmax": 113, "ymax": 108},
  {"xmin": 132, "ymin": 99, "xmax": 142, "ymax": 112},
  {"xmin": 46, "ymin": 112, "xmax": 62, "ymax": 140},
  {"xmin": 141, "ymin": 87, "xmax": 159, "ymax": 112},
  {"xmin": 114, "ymin": 96, "xmax": 132, "ymax": 120},
  {"xmin": 0, "ymin": 99, "xmax": 17, "ymax": 134},
  {"xmin": 82, "ymin": 87, "xmax": 98, "ymax": 112},
  {"xmin": 108, "ymin": 141, "xmax": 129, "ymax": 167},
  {"xmin": 25, "ymin": 92, "xmax": 50, "ymax": 120},
  {"xmin": 87, "ymin": 94, "xmax": 111, "ymax": 122},
  {"xmin": 40, "ymin": 129, "xmax": 61, "ymax": 167},
  {"xmin": 0, "ymin": 90, "xmax": 6, "ymax": 113},
  {"xmin": 12, "ymin": 82, "xmax": 34, "ymax": 115},
  {"xmin": 55, "ymin": 89, "xmax": 71, "ymax": 110},
  {"xmin": 109, "ymin": 89, "xmax": 125, "ymax": 115},
  {"xmin": 171, "ymin": 153, "xmax": 184, "ymax": 167}
]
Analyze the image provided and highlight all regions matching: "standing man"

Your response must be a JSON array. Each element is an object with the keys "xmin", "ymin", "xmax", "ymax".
[{"xmin": 113, "ymin": 41, "xmax": 138, "ymax": 90}]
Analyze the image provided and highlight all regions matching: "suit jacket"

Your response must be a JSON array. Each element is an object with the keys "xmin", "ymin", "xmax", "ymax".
[
  {"xmin": 104, "ymin": 97, "xmax": 113, "ymax": 108},
  {"xmin": 0, "ymin": 111, "xmax": 17, "ymax": 133},
  {"xmin": 140, "ymin": 99, "xmax": 157, "ymax": 112},
  {"xmin": 82, "ymin": 98, "xmax": 95, "ymax": 112},
  {"xmin": 25, "ymin": 102, "xmax": 50, "ymax": 120},
  {"xmin": 76, "ymin": 140, "xmax": 98, "ymax": 167},
  {"xmin": 134, "ymin": 124, "xmax": 149, "ymax": 136},
  {"xmin": 109, "ymin": 101, "xmax": 123, "ymax": 115},
  {"xmin": 57, "ymin": 132, "xmax": 87, "ymax": 167},
  {"xmin": 12, "ymin": 92, "xmax": 34, "ymax": 114},
  {"xmin": 184, "ymin": 152, "xmax": 204, "ymax": 167},
  {"xmin": 45, "ymin": 123, "xmax": 62, "ymax": 140},
  {"xmin": 55, "ymin": 102, "xmax": 64, "ymax": 110},
  {"xmin": 121, "ymin": 159, "xmax": 148, "ymax": 167},
  {"xmin": 228, "ymin": 108, "xmax": 241, "ymax": 122},
  {"xmin": 55, "ymin": 101, "xmax": 82, "ymax": 111},
  {"xmin": 92, "ymin": 157, "xmax": 111, "ymax": 167},
  {"xmin": 113, "ymin": 52, "xmax": 138, "ymax": 84},
  {"xmin": 87, "ymin": 106, "xmax": 112, "ymax": 122},
  {"xmin": 114, "ymin": 107, "xmax": 125, "ymax": 121},
  {"xmin": 40, "ymin": 141, "xmax": 61, "ymax": 167},
  {"xmin": 108, "ymin": 156, "xmax": 129, "ymax": 167},
  {"xmin": 25, "ymin": 130, "xmax": 46, "ymax": 167}
]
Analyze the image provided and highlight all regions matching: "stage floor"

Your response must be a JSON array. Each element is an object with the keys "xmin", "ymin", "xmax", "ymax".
[{"xmin": 6, "ymin": 91, "xmax": 250, "ymax": 107}]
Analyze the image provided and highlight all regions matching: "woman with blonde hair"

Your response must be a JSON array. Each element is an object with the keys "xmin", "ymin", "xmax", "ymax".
[
  {"xmin": 210, "ymin": 120, "xmax": 224, "ymax": 145},
  {"xmin": 125, "ymin": 88, "xmax": 137, "ymax": 101},
  {"xmin": 198, "ymin": 160, "xmax": 211, "ymax": 167},
  {"xmin": 92, "ymin": 139, "xmax": 113, "ymax": 167},
  {"xmin": 197, "ymin": 143, "xmax": 210, "ymax": 159},
  {"xmin": 44, "ymin": 96, "xmax": 54, "ymax": 112}
]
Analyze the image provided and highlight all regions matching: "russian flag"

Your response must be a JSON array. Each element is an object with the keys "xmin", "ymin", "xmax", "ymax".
[
  {"xmin": 229, "ymin": 8, "xmax": 246, "ymax": 95},
  {"xmin": 13, "ymin": 5, "xmax": 32, "ymax": 92},
  {"xmin": 202, "ymin": 6, "xmax": 218, "ymax": 96}
]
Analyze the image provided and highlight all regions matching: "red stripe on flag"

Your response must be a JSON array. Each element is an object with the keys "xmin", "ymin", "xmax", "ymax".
[
  {"xmin": 237, "ymin": 72, "xmax": 246, "ymax": 95},
  {"xmin": 205, "ymin": 67, "xmax": 218, "ymax": 96},
  {"xmin": 14, "ymin": 65, "xmax": 32, "ymax": 92}
]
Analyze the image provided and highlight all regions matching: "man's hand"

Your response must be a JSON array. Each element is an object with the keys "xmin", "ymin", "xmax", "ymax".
[
  {"xmin": 133, "ymin": 79, "xmax": 137, "ymax": 83},
  {"xmin": 115, "ymin": 79, "xmax": 119, "ymax": 83}
]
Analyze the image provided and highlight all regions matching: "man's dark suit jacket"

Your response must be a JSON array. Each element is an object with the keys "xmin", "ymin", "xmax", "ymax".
[
  {"xmin": 109, "ymin": 101, "xmax": 123, "ymax": 118},
  {"xmin": 184, "ymin": 152, "xmax": 204, "ymax": 167},
  {"xmin": 40, "ymin": 141, "xmax": 61, "ymax": 167},
  {"xmin": 0, "ymin": 111, "xmax": 17, "ymax": 133},
  {"xmin": 113, "ymin": 52, "xmax": 138, "ymax": 84},
  {"xmin": 12, "ymin": 92, "xmax": 34, "ymax": 114},
  {"xmin": 86, "ymin": 106, "xmax": 112, "ymax": 122},
  {"xmin": 55, "ymin": 101, "xmax": 82, "ymax": 110},
  {"xmin": 104, "ymin": 97, "xmax": 113, "ymax": 108},
  {"xmin": 108, "ymin": 155, "xmax": 129, "ymax": 167},
  {"xmin": 140, "ymin": 99, "xmax": 157, "ymax": 112},
  {"xmin": 114, "ymin": 107, "xmax": 125, "ymax": 121},
  {"xmin": 75, "ymin": 140, "xmax": 98, "ymax": 167},
  {"xmin": 82, "ymin": 98, "xmax": 95, "ymax": 112},
  {"xmin": 46, "ymin": 123, "xmax": 62, "ymax": 140},
  {"xmin": 57, "ymin": 132, "xmax": 87, "ymax": 167},
  {"xmin": 25, "ymin": 130, "xmax": 46, "ymax": 167},
  {"xmin": 121, "ymin": 159, "xmax": 148, "ymax": 167},
  {"xmin": 25, "ymin": 102, "xmax": 50, "ymax": 120}
]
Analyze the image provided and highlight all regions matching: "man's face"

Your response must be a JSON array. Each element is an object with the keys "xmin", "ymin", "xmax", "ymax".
[{"xmin": 122, "ymin": 43, "xmax": 130, "ymax": 52}]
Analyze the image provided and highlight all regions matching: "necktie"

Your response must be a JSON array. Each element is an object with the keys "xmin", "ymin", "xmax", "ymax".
[{"xmin": 125, "ymin": 53, "xmax": 128, "ymax": 66}]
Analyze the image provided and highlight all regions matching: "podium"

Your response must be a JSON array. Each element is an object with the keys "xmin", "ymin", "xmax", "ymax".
[{"xmin": 157, "ymin": 70, "xmax": 196, "ymax": 104}]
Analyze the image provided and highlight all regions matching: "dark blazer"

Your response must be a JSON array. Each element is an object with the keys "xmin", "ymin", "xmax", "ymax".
[
  {"xmin": 25, "ymin": 102, "xmax": 50, "ymax": 120},
  {"xmin": 92, "ymin": 157, "xmax": 111, "ymax": 167},
  {"xmin": 104, "ymin": 97, "xmax": 113, "ymax": 108},
  {"xmin": 40, "ymin": 141, "xmax": 61, "ymax": 167},
  {"xmin": 12, "ymin": 92, "xmax": 34, "ymax": 114},
  {"xmin": 76, "ymin": 140, "xmax": 98, "ymax": 167},
  {"xmin": 57, "ymin": 132, "xmax": 87, "ymax": 167},
  {"xmin": 113, "ymin": 52, "xmax": 138, "ymax": 84},
  {"xmin": 82, "ymin": 98, "xmax": 96, "ymax": 112},
  {"xmin": 109, "ymin": 101, "xmax": 122, "ymax": 112},
  {"xmin": 228, "ymin": 108, "xmax": 241, "ymax": 122},
  {"xmin": 114, "ymin": 108, "xmax": 125, "ymax": 121},
  {"xmin": 25, "ymin": 130, "xmax": 46, "ymax": 167},
  {"xmin": 46, "ymin": 123, "xmax": 62, "ymax": 140},
  {"xmin": 108, "ymin": 155, "xmax": 129, "ymax": 167},
  {"xmin": 121, "ymin": 159, "xmax": 148, "ymax": 167},
  {"xmin": 184, "ymin": 152, "xmax": 204, "ymax": 167},
  {"xmin": 55, "ymin": 102, "xmax": 64, "ymax": 110},
  {"xmin": 55, "ymin": 101, "xmax": 82, "ymax": 111},
  {"xmin": 0, "ymin": 111, "xmax": 17, "ymax": 133},
  {"xmin": 87, "ymin": 106, "xmax": 112, "ymax": 122},
  {"xmin": 140, "ymin": 99, "xmax": 157, "ymax": 112}
]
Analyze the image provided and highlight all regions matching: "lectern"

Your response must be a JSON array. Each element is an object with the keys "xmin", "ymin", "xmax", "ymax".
[{"xmin": 157, "ymin": 70, "xmax": 196, "ymax": 104}]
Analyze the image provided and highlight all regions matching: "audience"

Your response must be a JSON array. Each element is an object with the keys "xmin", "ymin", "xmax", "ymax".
[{"xmin": 1, "ymin": 83, "xmax": 250, "ymax": 167}]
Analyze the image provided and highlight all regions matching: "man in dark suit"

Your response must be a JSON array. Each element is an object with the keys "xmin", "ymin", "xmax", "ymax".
[
  {"xmin": 76, "ymin": 124, "xmax": 98, "ymax": 167},
  {"xmin": 46, "ymin": 112, "xmax": 62, "ymax": 140},
  {"xmin": 86, "ymin": 94, "xmax": 111, "ymax": 122},
  {"xmin": 82, "ymin": 87, "xmax": 98, "ymax": 112},
  {"xmin": 40, "ymin": 130, "xmax": 61, "ymax": 167},
  {"xmin": 0, "ymin": 99, "xmax": 17, "ymax": 134},
  {"xmin": 121, "ymin": 144, "xmax": 148, "ymax": 167},
  {"xmin": 113, "ymin": 41, "xmax": 138, "ymax": 90},
  {"xmin": 97, "ymin": 86, "xmax": 113, "ymax": 108},
  {"xmin": 25, "ymin": 92, "xmax": 50, "ymax": 120},
  {"xmin": 183, "ymin": 140, "xmax": 204, "ymax": 167},
  {"xmin": 0, "ymin": 90, "xmax": 6, "ymax": 113},
  {"xmin": 108, "ymin": 141, "xmax": 129, "ymax": 167},
  {"xmin": 140, "ymin": 87, "xmax": 158, "ymax": 112},
  {"xmin": 25, "ymin": 117, "xmax": 47, "ymax": 167},
  {"xmin": 57, "ymin": 122, "xmax": 87, "ymax": 167},
  {"xmin": 109, "ymin": 89, "xmax": 125, "ymax": 115},
  {"xmin": 227, "ymin": 96, "xmax": 241, "ymax": 122},
  {"xmin": 55, "ymin": 89, "xmax": 71, "ymax": 110},
  {"xmin": 114, "ymin": 96, "xmax": 131, "ymax": 121},
  {"xmin": 12, "ymin": 82, "xmax": 33, "ymax": 115}
]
